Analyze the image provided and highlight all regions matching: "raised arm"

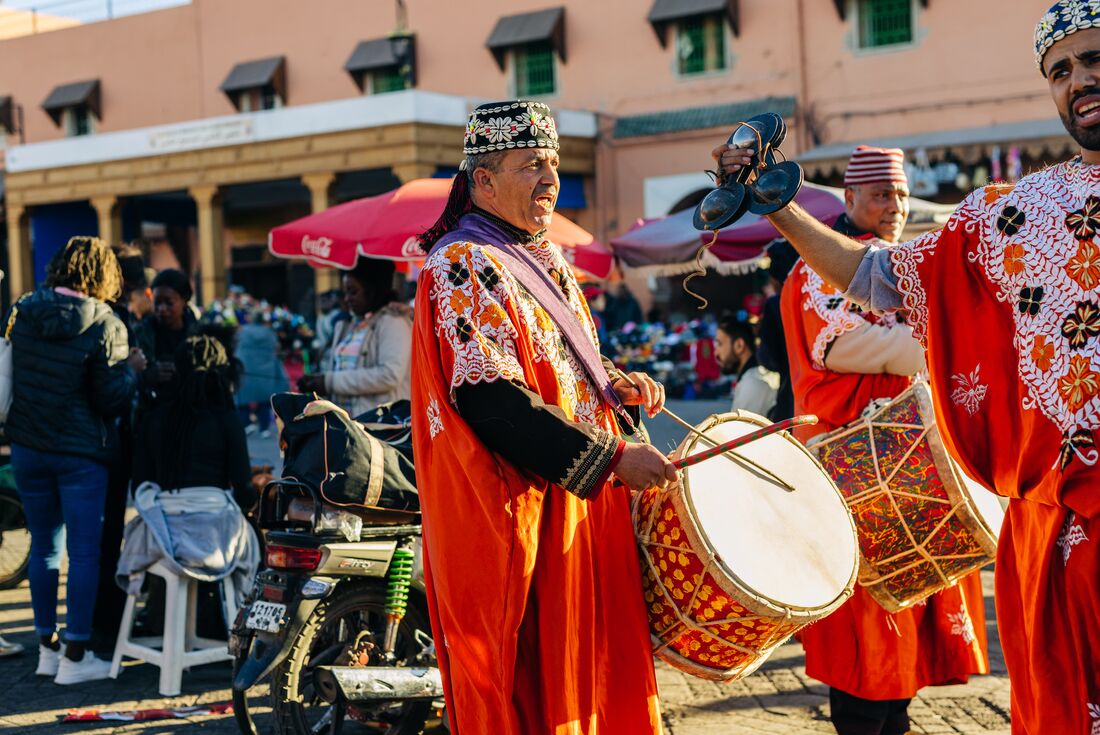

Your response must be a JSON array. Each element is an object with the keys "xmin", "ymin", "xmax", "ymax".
[{"xmin": 712, "ymin": 144, "xmax": 870, "ymax": 291}]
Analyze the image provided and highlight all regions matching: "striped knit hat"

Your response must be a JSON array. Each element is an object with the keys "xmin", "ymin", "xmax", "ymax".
[{"xmin": 843, "ymin": 146, "xmax": 908, "ymax": 187}]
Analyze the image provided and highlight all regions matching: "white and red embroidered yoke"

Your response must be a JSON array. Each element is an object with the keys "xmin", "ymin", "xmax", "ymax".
[
  {"xmin": 410, "ymin": 231, "xmax": 662, "ymax": 735},
  {"xmin": 846, "ymin": 160, "xmax": 1100, "ymax": 734}
]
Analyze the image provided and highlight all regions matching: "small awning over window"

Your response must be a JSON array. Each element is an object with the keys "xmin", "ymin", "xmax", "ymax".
[
  {"xmin": 41, "ymin": 79, "xmax": 100, "ymax": 125},
  {"xmin": 647, "ymin": 0, "xmax": 739, "ymax": 46},
  {"xmin": 345, "ymin": 35, "xmax": 417, "ymax": 90},
  {"xmin": 832, "ymin": 0, "xmax": 928, "ymax": 19},
  {"xmin": 0, "ymin": 96, "xmax": 14, "ymax": 134},
  {"xmin": 219, "ymin": 56, "xmax": 286, "ymax": 104},
  {"xmin": 486, "ymin": 7, "xmax": 565, "ymax": 71}
]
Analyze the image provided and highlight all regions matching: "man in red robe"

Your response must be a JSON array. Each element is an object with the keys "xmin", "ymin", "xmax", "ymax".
[
  {"xmin": 411, "ymin": 100, "xmax": 675, "ymax": 735},
  {"xmin": 781, "ymin": 146, "xmax": 988, "ymax": 735},
  {"xmin": 715, "ymin": 5, "xmax": 1100, "ymax": 732}
]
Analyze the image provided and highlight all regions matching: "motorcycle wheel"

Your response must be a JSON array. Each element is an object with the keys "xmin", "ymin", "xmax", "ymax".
[
  {"xmin": 0, "ymin": 489, "xmax": 30, "ymax": 590},
  {"xmin": 271, "ymin": 584, "xmax": 435, "ymax": 735}
]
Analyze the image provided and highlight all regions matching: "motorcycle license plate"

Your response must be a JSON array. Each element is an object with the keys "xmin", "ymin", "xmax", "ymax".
[{"xmin": 245, "ymin": 601, "xmax": 287, "ymax": 633}]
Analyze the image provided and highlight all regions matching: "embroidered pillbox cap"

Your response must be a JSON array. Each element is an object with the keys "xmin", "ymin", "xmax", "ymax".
[
  {"xmin": 843, "ymin": 146, "xmax": 909, "ymax": 187},
  {"xmin": 1036, "ymin": 0, "xmax": 1100, "ymax": 74},
  {"xmin": 463, "ymin": 100, "xmax": 559, "ymax": 155}
]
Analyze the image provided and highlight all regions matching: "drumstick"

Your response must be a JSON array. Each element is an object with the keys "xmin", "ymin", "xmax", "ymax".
[
  {"xmin": 672, "ymin": 416, "xmax": 818, "ymax": 470},
  {"xmin": 612, "ymin": 369, "xmax": 797, "ymax": 490}
]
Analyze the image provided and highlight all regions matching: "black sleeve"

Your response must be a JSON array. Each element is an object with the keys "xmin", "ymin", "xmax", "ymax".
[
  {"xmin": 132, "ymin": 414, "xmax": 156, "ymax": 488},
  {"xmin": 89, "ymin": 317, "xmax": 137, "ymax": 418},
  {"xmin": 223, "ymin": 412, "xmax": 258, "ymax": 511},
  {"xmin": 454, "ymin": 379, "xmax": 621, "ymax": 500}
]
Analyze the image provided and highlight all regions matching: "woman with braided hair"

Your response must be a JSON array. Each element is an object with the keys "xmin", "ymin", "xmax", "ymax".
[{"xmin": 133, "ymin": 335, "xmax": 256, "ymax": 511}]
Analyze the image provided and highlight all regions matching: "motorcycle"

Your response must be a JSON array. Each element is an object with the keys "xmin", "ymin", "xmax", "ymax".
[
  {"xmin": 0, "ymin": 460, "xmax": 30, "ymax": 590},
  {"xmin": 230, "ymin": 397, "xmax": 441, "ymax": 735}
]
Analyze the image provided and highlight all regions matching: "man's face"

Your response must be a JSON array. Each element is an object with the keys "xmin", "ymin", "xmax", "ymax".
[
  {"xmin": 473, "ymin": 149, "xmax": 560, "ymax": 234},
  {"xmin": 845, "ymin": 182, "xmax": 910, "ymax": 243},
  {"xmin": 1045, "ymin": 28, "xmax": 1100, "ymax": 161},
  {"xmin": 715, "ymin": 328, "xmax": 742, "ymax": 372}
]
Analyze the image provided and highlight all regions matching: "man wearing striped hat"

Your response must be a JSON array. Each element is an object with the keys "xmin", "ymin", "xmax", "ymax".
[
  {"xmin": 780, "ymin": 146, "xmax": 989, "ymax": 735},
  {"xmin": 716, "ymin": 2, "xmax": 1100, "ymax": 732}
]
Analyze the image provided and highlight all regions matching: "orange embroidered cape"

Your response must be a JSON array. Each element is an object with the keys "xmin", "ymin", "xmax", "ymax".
[
  {"xmin": 410, "ymin": 238, "xmax": 661, "ymax": 735},
  {"xmin": 782, "ymin": 258, "xmax": 989, "ymax": 701},
  {"xmin": 889, "ymin": 163, "xmax": 1100, "ymax": 733}
]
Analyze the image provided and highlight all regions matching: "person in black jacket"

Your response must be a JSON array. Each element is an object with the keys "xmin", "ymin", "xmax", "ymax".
[
  {"xmin": 132, "ymin": 335, "xmax": 256, "ymax": 511},
  {"xmin": 7, "ymin": 236, "xmax": 144, "ymax": 685},
  {"xmin": 133, "ymin": 268, "xmax": 199, "ymax": 413}
]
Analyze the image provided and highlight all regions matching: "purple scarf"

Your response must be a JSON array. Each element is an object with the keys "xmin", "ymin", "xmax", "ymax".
[{"xmin": 430, "ymin": 213, "xmax": 632, "ymax": 428}]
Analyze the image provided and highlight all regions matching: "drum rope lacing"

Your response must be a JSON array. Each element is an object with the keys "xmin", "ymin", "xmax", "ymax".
[{"xmin": 814, "ymin": 402, "xmax": 984, "ymax": 605}]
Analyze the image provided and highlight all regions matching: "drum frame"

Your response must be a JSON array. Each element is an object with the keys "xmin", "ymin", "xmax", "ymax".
[
  {"xmin": 810, "ymin": 382, "xmax": 999, "ymax": 612},
  {"xmin": 634, "ymin": 411, "xmax": 858, "ymax": 681}
]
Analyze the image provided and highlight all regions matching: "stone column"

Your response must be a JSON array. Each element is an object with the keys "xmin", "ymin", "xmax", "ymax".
[
  {"xmin": 189, "ymin": 185, "xmax": 225, "ymax": 306},
  {"xmin": 5, "ymin": 204, "xmax": 32, "ymax": 301},
  {"xmin": 90, "ymin": 195, "xmax": 122, "ymax": 245},
  {"xmin": 301, "ymin": 172, "xmax": 341, "ymax": 295},
  {"xmin": 391, "ymin": 162, "xmax": 437, "ymax": 184}
]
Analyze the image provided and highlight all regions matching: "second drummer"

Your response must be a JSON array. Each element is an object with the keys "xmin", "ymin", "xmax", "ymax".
[{"xmin": 780, "ymin": 146, "xmax": 990, "ymax": 735}]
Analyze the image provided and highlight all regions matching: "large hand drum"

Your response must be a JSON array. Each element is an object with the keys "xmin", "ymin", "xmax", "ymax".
[
  {"xmin": 633, "ymin": 412, "xmax": 858, "ymax": 682},
  {"xmin": 809, "ymin": 382, "xmax": 1004, "ymax": 612}
]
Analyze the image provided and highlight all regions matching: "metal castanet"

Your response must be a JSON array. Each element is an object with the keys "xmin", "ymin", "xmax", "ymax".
[{"xmin": 671, "ymin": 415, "xmax": 818, "ymax": 470}]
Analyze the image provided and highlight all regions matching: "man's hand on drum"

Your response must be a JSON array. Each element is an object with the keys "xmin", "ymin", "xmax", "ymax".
[
  {"xmin": 711, "ymin": 144, "xmax": 755, "ymax": 181},
  {"xmin": 612, "ymin": 371, "xmax": 666, "ymax": 419},
  {"xmin": 613, "ymin": 443, "xmax": 678, "ymax": 493}
]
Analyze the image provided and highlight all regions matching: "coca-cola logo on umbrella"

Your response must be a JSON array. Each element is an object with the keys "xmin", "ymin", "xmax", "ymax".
[{"xmin": 301, "ymin": 235, "xmax": 333, "ymax": 259}]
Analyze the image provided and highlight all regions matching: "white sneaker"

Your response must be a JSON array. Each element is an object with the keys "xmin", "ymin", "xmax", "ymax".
[
  {"xmin": 35, "ymin": 645, "xmax": 62, "ymax": 677},
  {"xmin": 54, "ymin": 651, "xmax": 112, "ymax": 685}
]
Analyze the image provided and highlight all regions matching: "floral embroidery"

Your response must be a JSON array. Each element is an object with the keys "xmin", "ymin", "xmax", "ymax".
[
  {"xmin": 1056, "ymin": 514, "xmax": 1089, "ymax": 564},
  {"xmin": 1003, "ymin": 243, "xmax": 1027, "ymax": 275},
  {"xmin": 1059, "ymin": 428, "xmax": 1098, "ymax": 470},
  {"xmin": 485, "ymin": 116, "xmax": 520, "ymax": 144},
  {"xmin": 1019, "ymin": 286, "xmax": 1044, "ymax": 316},
  {"xmin": 1032, "ymin": 335, "xmax": 1055, "ymax": 372},
  {"xmin": 1066, "ymin": 240, "xmax": 1100, "ymax": 290},
  {"xmin": 1058, "ymin": 355, "xmax": 1100, "ymax": 411},
  {"xmin": 426, "ymin": 397, "xmax": 444, "ymax": 439},
  {"xmin": 983, "ymin": 183, "xmax": 1015, "ymax": 204},
  {"xmin": 950, "ymin": 365, "xmax": 988, "ymax": 416},
  {"xmin": 1087, "ymin": 702, "xmax": 1100, "ymax": 735},
  {"xmin": 800, "ymin": 264, "xmax": 903, "ymax": 370},
  {"xmin": 423, "ymin": 239, "xmax": 603, "ymax": 424},
  {"xmin": 1061, "ymin": 301, "xmax": 1100, "ymax": 349},
  {"xmin": 517, "ymin": 110, "xmax": 543, "ymax": 135},
  {"xmin": 1066, "ymin": 195, "xmax": 1100, "ymax": 240},
  {"xmin": 464, "ymin": 119, "xmax": 480, "ymax": 147},
  {"xmin": 996, "ymin": 205, "xmax": 1026, "ymax": 236},
  {"xmin": 947, "ymin": 605, "xmax": 976, "ymax": 644}
]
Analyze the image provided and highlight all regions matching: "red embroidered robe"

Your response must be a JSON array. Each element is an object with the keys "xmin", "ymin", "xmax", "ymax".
[
  {"xmin": 888, "ymin": 162, "xmax": 1100, "ymax": 733},
  {"xmin": 782, "ymin": 258, "xmax": 989, "ymax": 701},
  {"xmin": 410, "ymin": 238, "xmax": 662, "ymax": 735}
]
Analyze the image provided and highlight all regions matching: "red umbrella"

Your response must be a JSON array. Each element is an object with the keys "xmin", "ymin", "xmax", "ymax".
[
  {"xmin": 610, "ymin": 184, "xmax": 844, "ymax": 276},
  {"xmin": 268, "ymin": 178, "xmax": 613, "ymax": 279}
]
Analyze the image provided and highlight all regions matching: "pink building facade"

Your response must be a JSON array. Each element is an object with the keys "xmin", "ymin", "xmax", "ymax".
[{"xmin": 0, "ymin": 0, "xmax": 1065, "ymax": 307}]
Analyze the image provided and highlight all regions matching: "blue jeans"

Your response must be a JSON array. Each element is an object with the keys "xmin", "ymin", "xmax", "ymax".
[{"xmin": 11, "ymin": 445, "xmax": 108, "ymax": 642}]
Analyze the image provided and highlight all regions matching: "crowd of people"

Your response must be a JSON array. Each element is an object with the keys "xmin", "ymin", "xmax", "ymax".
[{"xmin": 0, "ymin": 239, "xmax": 413, "ymax": 686}]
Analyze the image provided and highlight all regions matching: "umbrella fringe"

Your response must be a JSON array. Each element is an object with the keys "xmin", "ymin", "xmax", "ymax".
[{"xmin": 618, "ymin": 251, "xmax": 769, "ymax": 278}]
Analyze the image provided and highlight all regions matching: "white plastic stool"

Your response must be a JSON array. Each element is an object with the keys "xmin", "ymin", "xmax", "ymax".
[{"xmin": 110, "ymin": 560, "xmax": 237, "ymax": 696}]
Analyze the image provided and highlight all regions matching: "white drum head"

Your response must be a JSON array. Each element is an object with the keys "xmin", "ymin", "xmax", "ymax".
[
  {"xmin": 681, "ymin": 415, "xmax": 857, "ymax": 611},
  {"xmin": 959, "ymin": 471, "xmax": 1005, "ymax": 540}
]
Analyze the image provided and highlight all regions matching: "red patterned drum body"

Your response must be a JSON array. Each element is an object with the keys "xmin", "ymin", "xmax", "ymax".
[
  {"xmin": 634, "ymin": 412, "xmax": 858, "ymax": 682},
  {"xmin": 810, "ymin": 382, "xmax": 1004, "ymax": 613}
]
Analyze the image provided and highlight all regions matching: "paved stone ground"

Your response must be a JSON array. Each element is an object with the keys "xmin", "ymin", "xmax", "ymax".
[{"xmin": 0, "ymin": 404, "xmax": 1012, "ymax": 733}]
